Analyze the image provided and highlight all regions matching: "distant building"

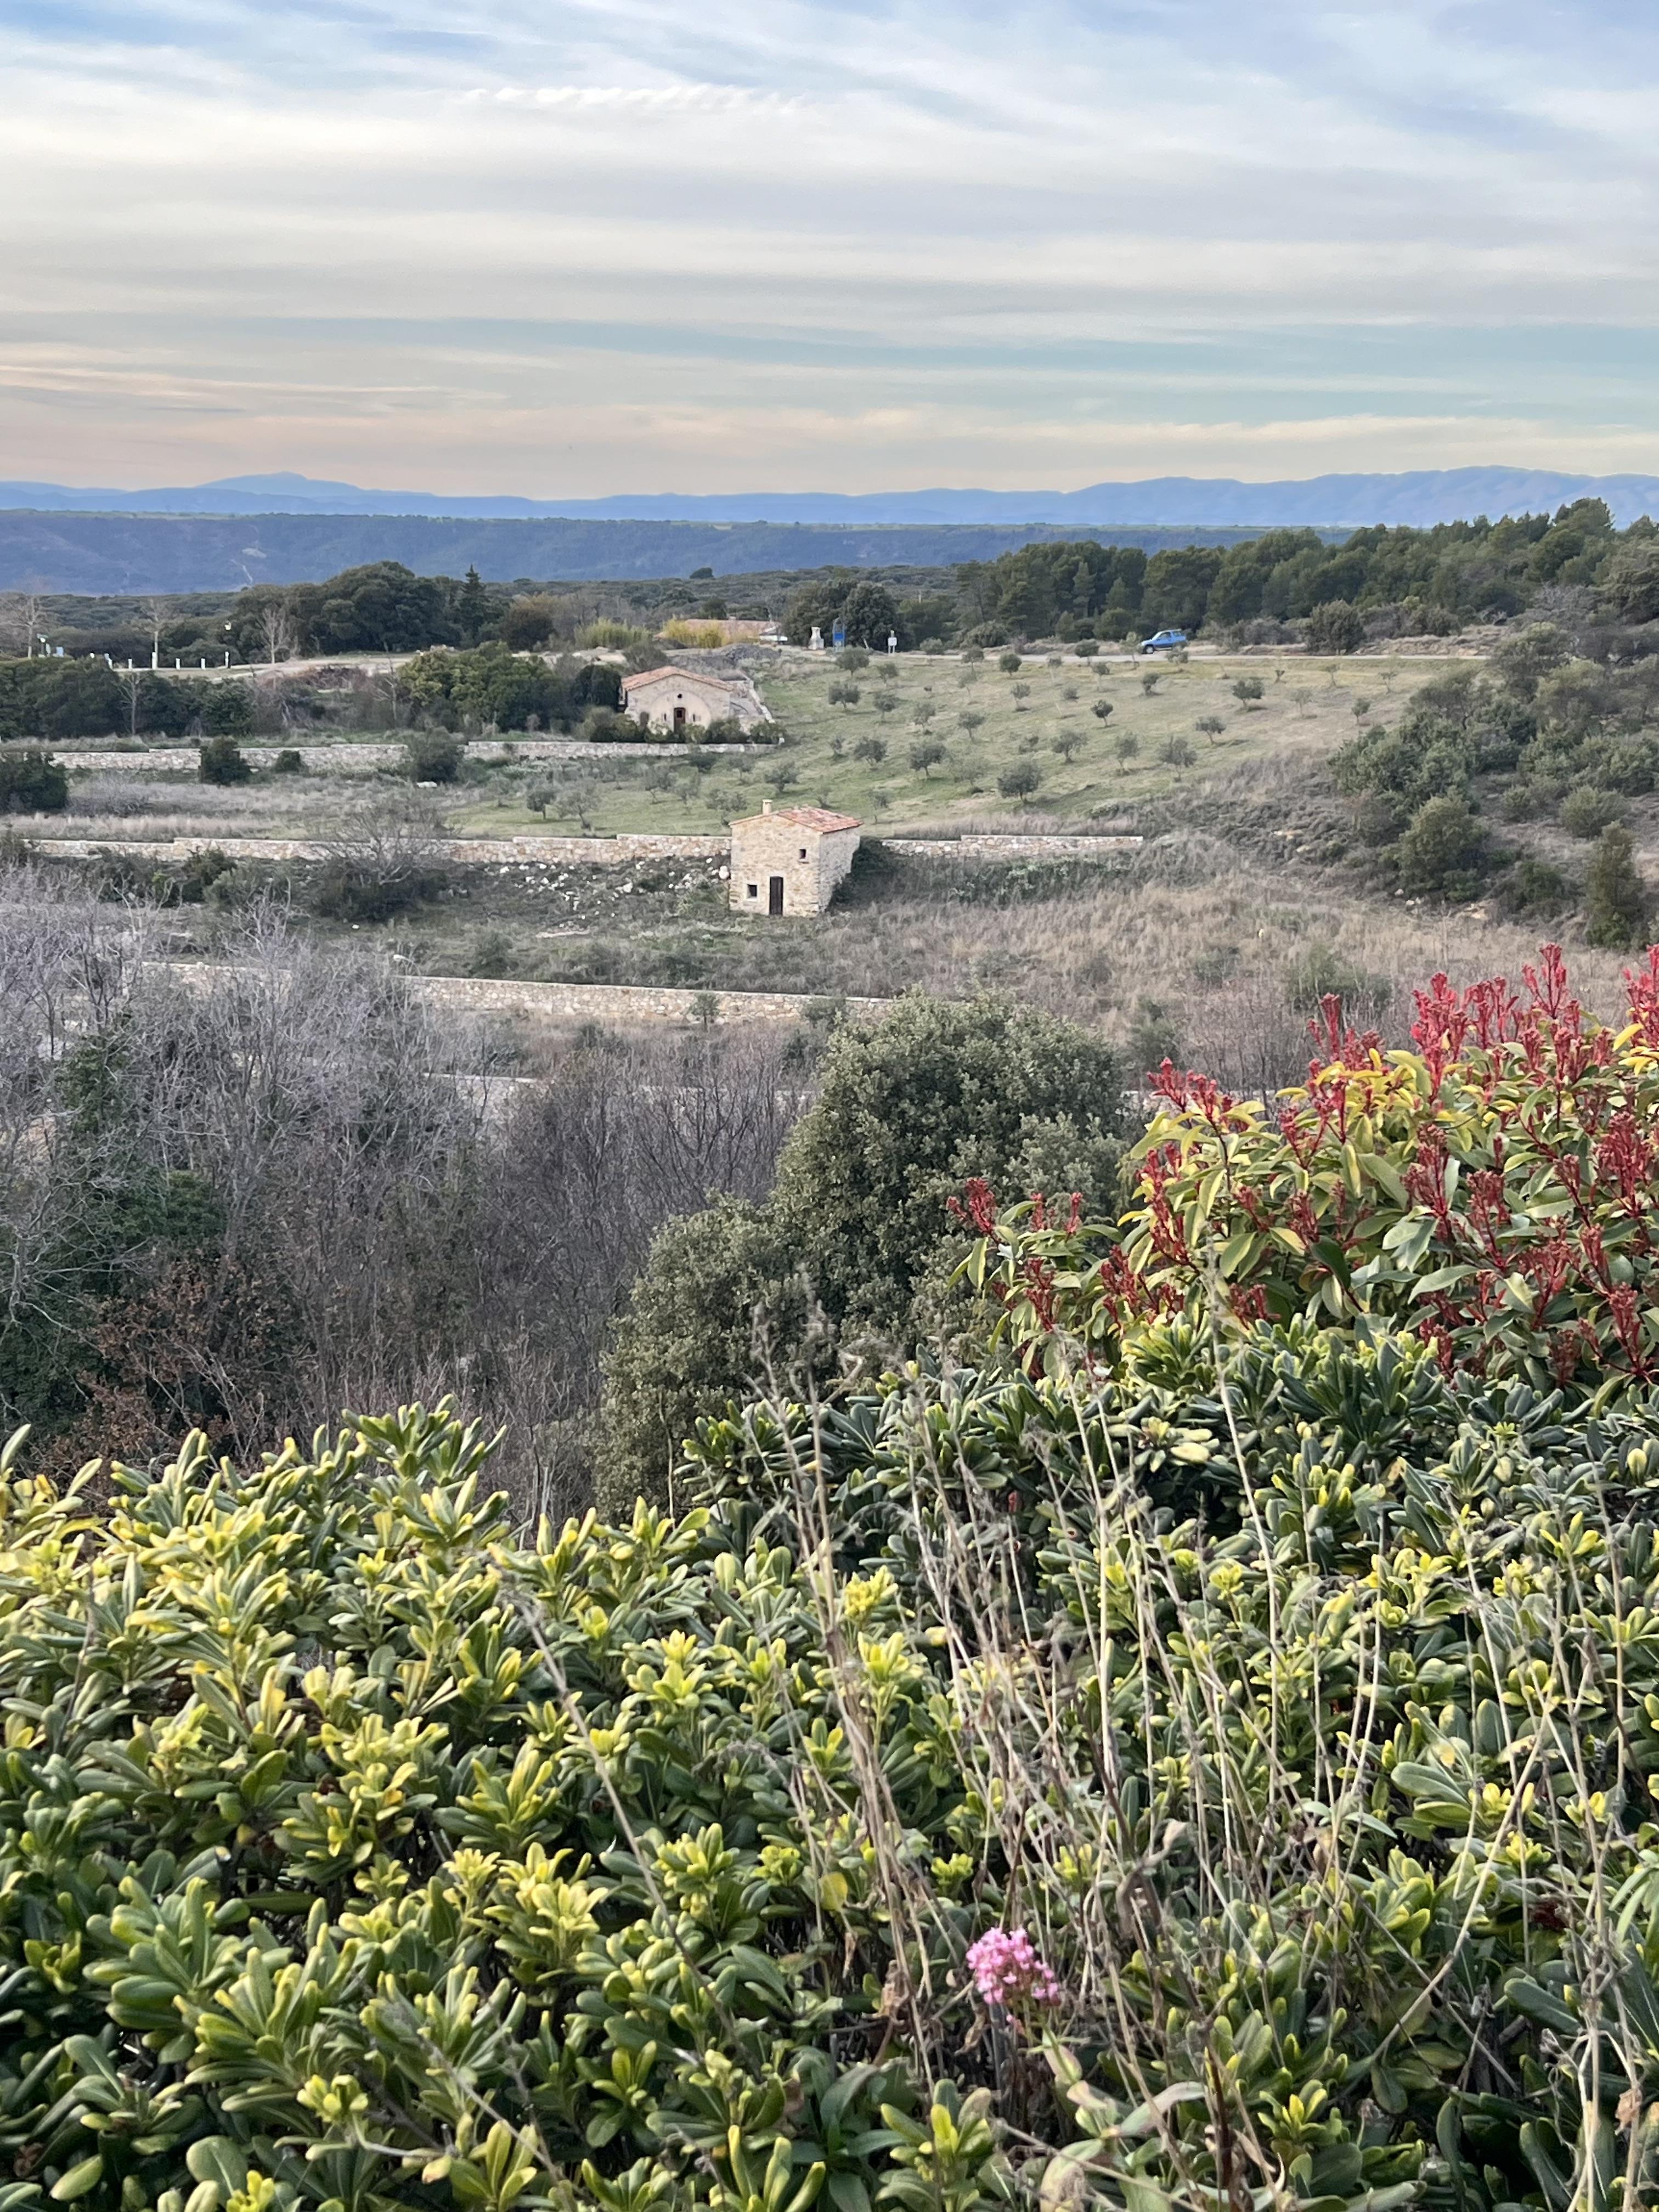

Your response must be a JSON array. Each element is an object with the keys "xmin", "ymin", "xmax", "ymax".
[
  {"xmin": 730, "ymin": 803, "xmax": 861, "ymax": 916},
  {"xmin": 620, "ymin": 664, "xmax": 771, "ymax": 734}
]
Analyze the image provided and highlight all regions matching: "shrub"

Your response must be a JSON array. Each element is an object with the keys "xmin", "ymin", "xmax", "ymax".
[
  {"xmin": 1231, "ymin": 673, "xmax": 1265, "ymax": 705},
  {"xmin": 1072, "ymin": 637, "xmax": 1098, "ymax": 657},
  {"xmin": 600, "ymin": 997, "xmax": 1125, "ymax": 1504},
  {"xmin": 310, "ymin": 814, "xmax": 449, "ymax": 923},
  {"xmin": 1586, "ymin": 821, "xmax": 1649, "ymax": 947},
  {"xmin": 198, "ymin": 681, "xmax": 256, "ymax": 736},
  {"xmin": 997, "ymin": 760, "xmax": 1041, "ymax": 802},
  {"xmin": 197, "ymin": 736, "xmax": 252, "ymax": 785},
  {"xmin": 0, "ymin": 746, "xmax": 69, "ymax": 812},
  {"xmin": 959, "ymin": 643, "xmax": 985, "ymax": 662},
  {"xmin": 1560, "ymin": 782, "xmax": 1624, "ymax": 839},
  {"xmin": 272, "ymin": 748, "xmax": 304, "ymax": 775},
  {"xmin": 851, "ymin": 734, "xmax": 887, "ymax": 766},
  {"xmin": 997, "ymin": 650, "xmax": 1022, "ymax": 673},
  {"xmin": 1156, "ymin": 734, "xmax": 1197, "ymax": 767},
  {"xmin": 1502, "ymin": 854, "xmax": 1572, "ymax": 915},
  {"xmin": 497, "ymin": 593, "xmax": 565, "ymax": 650},
  {"xmin": 579, "ymin": 706, "xmax": 646, "ymax": 744},
  {"xmin": 1393, "ymin": 792, "xmax": 1487, "ymax": 898},
  {"xmin": 22, "ymin": 947, "xmax": 1659, "ymax": 2212},
  {"xmin": 403, "ymin": 729, "xmax": 463, "ymax": 782},
  {"xmin": 1304, "ymin": 598, "xmax": 1365, "ymax": 653}
]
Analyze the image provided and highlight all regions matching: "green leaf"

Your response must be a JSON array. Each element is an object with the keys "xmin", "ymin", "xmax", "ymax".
[{"xmin": 50, "ymin": 2158, "xmax": 105, "ymax": 2203}]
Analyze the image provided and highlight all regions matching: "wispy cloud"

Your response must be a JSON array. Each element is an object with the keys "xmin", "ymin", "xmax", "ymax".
[{"xmin": 1, "ymin": 0, "xmax": 1657, "ymax": 490}]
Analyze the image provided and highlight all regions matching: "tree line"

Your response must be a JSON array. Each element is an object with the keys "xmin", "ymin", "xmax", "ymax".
[{"xmin": 785, "ymin": 499, "xmax": 1659, "ymax": 649}]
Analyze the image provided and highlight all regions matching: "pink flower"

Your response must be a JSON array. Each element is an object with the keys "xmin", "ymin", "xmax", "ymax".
[{"xmin": 966, "ymin": 1925, "xmax": 1063, "ymax": 2014}]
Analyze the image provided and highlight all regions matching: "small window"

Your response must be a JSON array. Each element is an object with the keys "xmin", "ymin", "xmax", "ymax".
[
  {"xmin": 799, "ymin": 847, "xmax": 807, "ymax": 860},
  {"xmin": 746, "ymin": 883, "xmax": 758, "ymax": 899}
]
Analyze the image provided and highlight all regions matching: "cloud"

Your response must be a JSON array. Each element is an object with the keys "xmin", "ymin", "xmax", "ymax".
[
  {"xmin": 1, "ymin": 0, "xmax": 1657, "ymax": 489},
  {"xmin": 477, "ymin": 83, "xmax": 809, "ymax": 114}
]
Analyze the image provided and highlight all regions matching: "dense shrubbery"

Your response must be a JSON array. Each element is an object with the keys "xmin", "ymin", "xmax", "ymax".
[
  {"xmin": 402, "ymin": 646, "xmax": 621, "ymax": 734},
  {"xmin": 0, "ymin": 746, "xmax": 69, "ymax": 812},
  {"xmin": 0, "ymin": 663, "xmax": 219, "ymax": 744},
  {"xmin": 597, "ymin": 997, "xmax": 1126, "ymax": 1511},
  {"xmin": 1331, "ymin": 646, "xmax": 1659, "ymax": 922},
  {"xmin": 13, "ymin": 949, "xmax": 1659, "ymax": 2212}
]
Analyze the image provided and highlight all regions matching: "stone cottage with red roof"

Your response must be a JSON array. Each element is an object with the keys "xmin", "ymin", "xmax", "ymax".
[{"xmin": 730, "ymin": 802, "xmax": 861, "ymax": 916}]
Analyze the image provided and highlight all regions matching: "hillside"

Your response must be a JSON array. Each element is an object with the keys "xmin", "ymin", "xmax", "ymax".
[{"xmin": 0, "ymin": 514, "xmax": 1274, "ymax": 596}]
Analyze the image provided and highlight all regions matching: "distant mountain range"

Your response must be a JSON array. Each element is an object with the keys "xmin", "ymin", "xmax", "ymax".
[
  {"xmin": 2, "ymin": 465, "xmax": 1655, "ymax": 596},
  {"xmin": 3, "ymin": 465, "xmax": 1658, "ymax": 529}
]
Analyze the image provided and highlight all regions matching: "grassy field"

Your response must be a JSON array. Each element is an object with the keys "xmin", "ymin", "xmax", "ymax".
[
  {"xmin": 439, "ymin": 648, "xmax": 1453, "ymax": 838},
  {"xmin": 36, "ymin": 647, "xmax": 1452, "ymax": 849}
]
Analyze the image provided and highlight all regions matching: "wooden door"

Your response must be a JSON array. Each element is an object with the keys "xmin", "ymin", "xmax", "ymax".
[{"xmin": 768, "ymin": 876, "xmax": 785, "ymax": 916}]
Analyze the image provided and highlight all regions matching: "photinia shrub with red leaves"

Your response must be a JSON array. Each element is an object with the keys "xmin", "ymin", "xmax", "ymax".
[{"xmin": 962, "ymin": 943, "xmax": 1659, "ymax": 1391}]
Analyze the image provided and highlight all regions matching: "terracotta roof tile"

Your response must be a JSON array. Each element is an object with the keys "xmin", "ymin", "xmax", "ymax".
[
  {"xmin": 733, "ymin": 806, "xmax": 861, "ymax": 833},
  {"xmin": 622, "ymin": 666, "xmax": 742, "ymax": 691}
]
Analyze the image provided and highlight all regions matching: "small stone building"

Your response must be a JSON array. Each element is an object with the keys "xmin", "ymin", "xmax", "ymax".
[
  {"xmin": 621, "ymin": 664, "xmax": 770, "ymax": 735},
  {"xmin": 730, "ymin": 803, "xmax": 861, "ymax": 916}
]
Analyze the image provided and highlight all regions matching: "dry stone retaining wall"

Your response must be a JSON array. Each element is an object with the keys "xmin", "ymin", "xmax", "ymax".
[
  {"xmin": 415, "ymin": 977, "xmax": 887, "ymax": 1026},
  {"xmin": 40, "ymin": 834, "xmax": 727, "ymax": 865},
  {"xmin": 53, "ymin": 738, "xmax": 772, "ymax": 772},
  {"xmin": 884, "ymin": 834, "xmax": 1142, "ymax": 860},
  {"xmin": 163, "ymin": 961, "xmax": 884, "ymax": 1029}
]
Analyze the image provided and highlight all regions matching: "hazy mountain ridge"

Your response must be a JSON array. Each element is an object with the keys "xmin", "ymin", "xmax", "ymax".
[
  {"xmin": 0, "ymin": 514, "xmax": 1275, "ymax": 596},
  {"xmin": 3, "ymin": 465, "xmax": 1658, "ymax": 528}
]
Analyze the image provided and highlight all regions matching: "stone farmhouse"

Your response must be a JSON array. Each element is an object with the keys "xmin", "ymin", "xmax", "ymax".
[
  {"xmin": 621, "ymin": 664, "xmax": 771, "ymax": 735},
  {"xmin": 730, "ymin": 802, "xmax": 860, "ymax": 916}
]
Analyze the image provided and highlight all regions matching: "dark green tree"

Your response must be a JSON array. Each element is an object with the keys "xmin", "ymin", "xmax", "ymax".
[
  {"xmin": 599, "ymin": 997, "xmax": 1126, "ymax": 1505},
  {"xmin": 456, "ymin": 565, "xmax": 489, "ymax": 646},
  {"xmin": 199, "ymin": 681, "xmax": 255, "ymax": 736},
  {"xmin": 1394, "ymin": 794, "xmax": 1487, "ymax": 899},
  {"xmin": 1585, "ymin": 823, "xmax": 1649, "ymax": 949},
  {"xmin": 0, "ymin": 747, "xmax": 68, "ymax": 812}
]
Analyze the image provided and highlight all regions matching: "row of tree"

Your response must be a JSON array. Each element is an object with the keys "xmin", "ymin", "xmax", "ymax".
[
  {"xmin": 0, "ymin": 661, "xmax": 257, "ymax": 743},
  {"xmin": 949, "ymin": 499, "xmax": 1659, "ymax": 643}
]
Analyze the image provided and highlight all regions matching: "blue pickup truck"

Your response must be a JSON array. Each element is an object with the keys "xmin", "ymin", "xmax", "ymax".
[{"xmin": 1139, "ymin": 628, "xmax": 1189, "ymax": 654}]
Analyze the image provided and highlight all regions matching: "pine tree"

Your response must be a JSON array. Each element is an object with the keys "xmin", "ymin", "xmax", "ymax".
[{"xmin": 456, "ymin": 565, "xmax": 487, "ymax": 645}]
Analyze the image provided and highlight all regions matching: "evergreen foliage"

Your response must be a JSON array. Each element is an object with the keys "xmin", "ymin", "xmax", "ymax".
[{"xmin": 14, "ymin": 947, "xmax": 1659, "ymax": 2211}]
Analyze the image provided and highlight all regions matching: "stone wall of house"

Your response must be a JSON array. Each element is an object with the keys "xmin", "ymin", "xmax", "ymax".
[{"xmin": 728, "ymin": 819, "xmax": 859, "ymax": 914}]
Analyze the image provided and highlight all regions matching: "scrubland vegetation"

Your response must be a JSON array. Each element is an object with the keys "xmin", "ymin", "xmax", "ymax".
[
  {"xmin": 7, "ymin": 512, "xmax": 1659, "ymax": 2209},
  {"xmin": 8, "ymin": 937, "xmax": 1659, "ymax": 2212}
]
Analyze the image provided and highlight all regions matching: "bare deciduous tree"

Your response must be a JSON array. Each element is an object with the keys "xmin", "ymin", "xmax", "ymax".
[{"xmin": 256, "ymin": 596, "xmax": 297, "ymax": 667}]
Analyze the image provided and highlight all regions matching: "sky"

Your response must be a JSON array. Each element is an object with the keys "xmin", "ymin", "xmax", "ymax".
[{"xmin": 2, "ymin": 0, "xmax": 1658, "ymax": 495}]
